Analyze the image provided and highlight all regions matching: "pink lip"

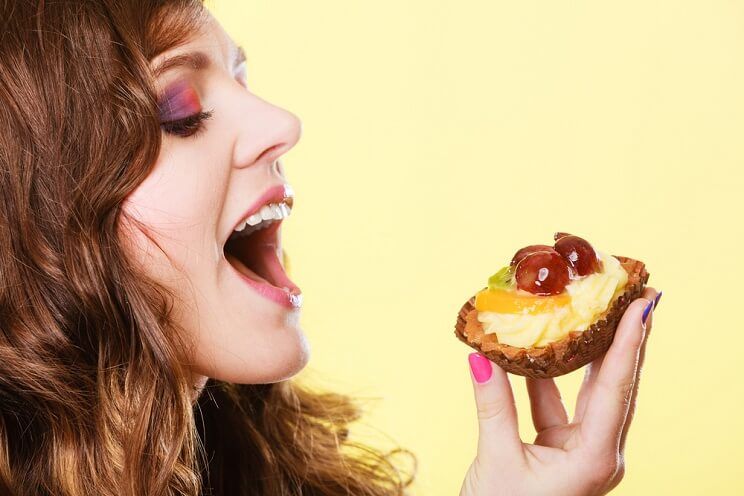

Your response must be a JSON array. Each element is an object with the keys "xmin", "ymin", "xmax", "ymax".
[
  {"xmin": 232, "ymin": 264, "xmax": 303, "ymax": 309},
  {"xmin": 227, "ymin": 183, "xmax": 294, "ymax": 242}
]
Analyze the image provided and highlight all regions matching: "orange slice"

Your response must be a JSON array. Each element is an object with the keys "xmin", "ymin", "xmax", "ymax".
[{"xmin": 475, "ymin": 288, "xmax": 571, "ymax": 315}]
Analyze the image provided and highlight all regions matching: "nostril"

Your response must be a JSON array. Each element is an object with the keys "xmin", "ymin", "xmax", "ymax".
[{"xmin": 255, "ymin": 143, "xmax": 284, "ymax": 164}]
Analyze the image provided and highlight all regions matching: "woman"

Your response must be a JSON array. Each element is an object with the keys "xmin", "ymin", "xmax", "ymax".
[{"xmin": 0, "ymin": 1, "xmax": 659, "ymax": 495}]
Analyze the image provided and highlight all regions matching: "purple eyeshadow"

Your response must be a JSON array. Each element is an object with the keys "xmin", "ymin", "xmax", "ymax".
[{"xmin": 157, "ymin": 80, "xmax": 201, "ymax": 122}]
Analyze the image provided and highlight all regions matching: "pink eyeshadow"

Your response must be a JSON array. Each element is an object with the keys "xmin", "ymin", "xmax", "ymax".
[{"xmin": 158, "ymin": 80, "xmax": 201, "ymax": 121}]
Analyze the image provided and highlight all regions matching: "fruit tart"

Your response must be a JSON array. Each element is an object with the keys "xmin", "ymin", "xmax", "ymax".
[{"xmin": 454, "ymin": 233, "xmax": 649, "ymax": 378}]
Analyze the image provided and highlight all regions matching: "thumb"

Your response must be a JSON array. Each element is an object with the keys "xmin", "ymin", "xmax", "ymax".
[{"xmin": 468, "ymin": 353, "xmax": 523, "ymax": 463}]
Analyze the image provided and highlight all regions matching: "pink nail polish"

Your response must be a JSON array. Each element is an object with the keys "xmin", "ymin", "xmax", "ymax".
[{"xmin": 469, "ymin": 353, "xmax": 493, "ymax": 383}]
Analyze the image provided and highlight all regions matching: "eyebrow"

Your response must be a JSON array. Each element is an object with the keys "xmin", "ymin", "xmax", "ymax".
[{"xmin": 153, "ymin": 44, "xmax": 247, "ymax": 79}]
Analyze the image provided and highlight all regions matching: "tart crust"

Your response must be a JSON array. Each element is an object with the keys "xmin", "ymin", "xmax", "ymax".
[{"xmin": 454, "ymin": 256, "xmax": 649, "ymax": 378}]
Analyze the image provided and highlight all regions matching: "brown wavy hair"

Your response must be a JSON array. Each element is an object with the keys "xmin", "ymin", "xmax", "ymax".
[{"xmin": 0, "ymin": 1, "xmax": 413, "ymax": 494}]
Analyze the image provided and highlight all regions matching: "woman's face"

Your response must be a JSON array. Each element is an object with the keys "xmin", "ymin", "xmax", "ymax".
[{"xmin": 120, "ymin": 13, "xmax": 308, "ymax": 386}]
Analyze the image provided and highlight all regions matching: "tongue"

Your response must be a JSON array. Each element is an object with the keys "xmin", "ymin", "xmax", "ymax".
[
  {"xmin": 226, "ymin": 244, "xmax": 298, "ymax": 292},
  {"xmin": 225, "ymin": 251, "xmax": 272, "ymax": 284},
  {"xmin": 250, "ymin": 245, "xmax": 288, "ymax": 287}
]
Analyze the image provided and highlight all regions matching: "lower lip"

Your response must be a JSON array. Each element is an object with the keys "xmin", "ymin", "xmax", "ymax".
[{"xmin": 233, "ymin": 265, "xmax": 303, "ymax": 309}]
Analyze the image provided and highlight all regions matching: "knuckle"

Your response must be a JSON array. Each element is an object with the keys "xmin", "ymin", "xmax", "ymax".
[
  {"xmin": 605, "ymin": 458, "xmax": 626, "ymax": 492},
  {"xmin": 597, "ymin": 378, "xmax": 636, "ymax": 408},
  {"xmin": 587, "ymin": 453, "xmax": 622, "ymax": 487},
  {"xmin": 620, "ymin": 381, "xmax": 635, "ymax": 406},
  {"xmin": 614, "ymin": 461, "xmax": 626, "ymax": 482},
  {"xmin": 477, "ymin": 399, "xmax": 508, "ymax": 422}
]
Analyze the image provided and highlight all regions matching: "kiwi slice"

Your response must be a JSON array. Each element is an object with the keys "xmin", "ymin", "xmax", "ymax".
[{"xmin": 488, "ymin": 265, "xmax": 515, "ymax": 291}]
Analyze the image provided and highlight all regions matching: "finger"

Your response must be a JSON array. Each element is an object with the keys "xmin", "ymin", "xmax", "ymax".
[
  {"xmin": 619, "ymin": 289, "xmax": 660, "ymax": 451},
  {"xmin": 573, "ymin": 287, "xmax": 658, "ymax": 423},
  {"xmin": 526, "ymin": 377, "xmax": 568, "ymax": 432},
  {"xmin": 573, "ymin": 354, "xmax": 604, "ymax": 423},
  {"xmin": 468, "ymin": 353, "xmax": 523, "ymax": 463},
  {"xmin": 578, "ymin": 296, "xmax": 653, "ymax": 452}
]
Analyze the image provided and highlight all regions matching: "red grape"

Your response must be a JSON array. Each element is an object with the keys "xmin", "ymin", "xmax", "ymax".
[
  {"xmin": 514, "ymin": 251, "xmax": 571, "ymax": 295},
  {"xmin": 554, "ymin": 235, "xmax": 602, "ymax": 276},
  {"xmin": 510, "ymin": 244, "xmax": 555, "ymax": 266}
]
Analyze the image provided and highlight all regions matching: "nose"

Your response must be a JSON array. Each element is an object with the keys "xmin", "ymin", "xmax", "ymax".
[{"xmin": 231, "ymin": 94, "xmax": 302, "ymax": 169}]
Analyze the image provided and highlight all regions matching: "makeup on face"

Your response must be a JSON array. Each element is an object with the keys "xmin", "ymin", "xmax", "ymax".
[{"xmin": 157, "ymin": 80, "xmax": 202, "ymax": 122}]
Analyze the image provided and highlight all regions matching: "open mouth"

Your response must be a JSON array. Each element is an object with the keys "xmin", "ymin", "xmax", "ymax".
[{"xmin": 222, "ymin": 185, "xmax": 302, "ymax": 308}]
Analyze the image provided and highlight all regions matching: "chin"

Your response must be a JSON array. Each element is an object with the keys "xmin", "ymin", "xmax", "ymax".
[
  {"xmin": 194, "ymin": 326, "xmax": 311, "ymax": 385},
  {"xmin": 258, "ymin": 329, "xmax": 311, "ymax": 384}
]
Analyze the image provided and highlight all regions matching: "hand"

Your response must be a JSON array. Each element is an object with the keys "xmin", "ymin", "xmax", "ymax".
[{"xmin": 460, "ymin": 288, "xmax": 659, "ymax": 496}]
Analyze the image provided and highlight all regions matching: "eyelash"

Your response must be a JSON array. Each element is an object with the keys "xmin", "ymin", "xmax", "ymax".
[
  {"xmin": 159, "ymin": 71, "xmax": 247, "ymax": 138},
  {"xmin": 160, "ymin": 109, "xmax": 214, "ymax": 138}
]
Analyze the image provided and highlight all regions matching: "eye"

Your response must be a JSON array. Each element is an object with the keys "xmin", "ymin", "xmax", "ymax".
[{"xmin": 160, "ymin": 109, "xmax": 214, "ymax": 138}]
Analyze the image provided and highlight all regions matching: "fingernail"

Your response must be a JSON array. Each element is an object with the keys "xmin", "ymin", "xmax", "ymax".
[
  {"xmin": 642, "ymin": 299, "xmax": 654, "ymax": 325},
  {"xmin": 653, "ymin": 291, "xmax": 663, "ymax": 310},
  {"xmin": 468, "ymin": 353, "xmax": 493, "ymax": 384}
]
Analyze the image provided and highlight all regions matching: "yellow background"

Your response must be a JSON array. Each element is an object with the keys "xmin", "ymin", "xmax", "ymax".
[{"xmin": 209, "ymin": 1, "xmax": 743, "ymax": 494}]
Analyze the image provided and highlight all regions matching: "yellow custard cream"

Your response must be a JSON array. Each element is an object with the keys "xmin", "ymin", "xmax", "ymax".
[{"xmin": 477, "ymin": 251, "xmax": 628, "ymax": 348}]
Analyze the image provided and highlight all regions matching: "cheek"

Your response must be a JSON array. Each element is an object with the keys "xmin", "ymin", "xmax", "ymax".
[
  {"xmin": 121, "ymin": 151, "xmax": 222, "ymax": 268},
  {"xmin": 119, "ymin": 153, "xmax": 309, "ymax": 385},
  {"xmin": 117, "ymin": 154, "xmax": 224, "ymax": 355}
]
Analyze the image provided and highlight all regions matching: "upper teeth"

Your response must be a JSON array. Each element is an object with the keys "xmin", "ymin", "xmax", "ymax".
[{"xmin": 233, "ymin": 200, "xmax": 292, "ymax": 233}]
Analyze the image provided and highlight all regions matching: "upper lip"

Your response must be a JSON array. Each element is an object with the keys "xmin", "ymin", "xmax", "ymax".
[{"xmin": 224, "ymin": 183, "xmax": 294, "ymax": 245}]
